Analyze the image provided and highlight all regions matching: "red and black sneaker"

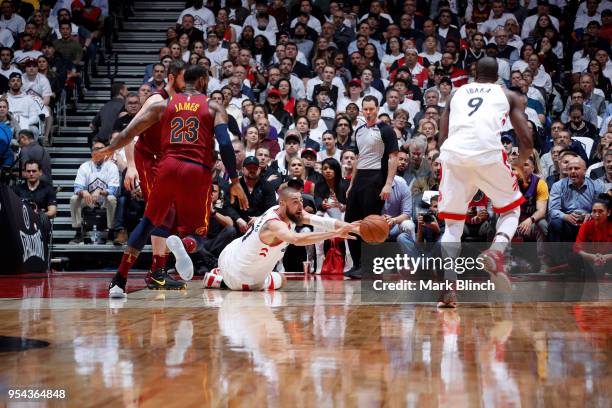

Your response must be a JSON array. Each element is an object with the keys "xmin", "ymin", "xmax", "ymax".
[{"xmin": 480, "ymin": 249, "xmax": 512, "ymax": 292}]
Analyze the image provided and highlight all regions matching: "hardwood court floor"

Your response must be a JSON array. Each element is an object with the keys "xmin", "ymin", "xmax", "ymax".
[{"xmin": 0, "ymin": 274, "xmax": 611, "ymax": 407}]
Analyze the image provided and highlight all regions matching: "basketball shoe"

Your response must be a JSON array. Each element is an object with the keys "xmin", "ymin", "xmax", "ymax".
[
  {"xmin": 480, "ymin": 249, "xmax": 512, "ymax": 292},
  {"xmin": 109, "ymin": 274, "xmax": 127, "ymax": 298},
  {"xmin": 203, "ymin": 268, "xmax": 225, "ymax": 289},
  {"xmin": 166, "ymin": 235, "xmax": 194, "ymax": 281},
  {"xmin": 146, "ymin": 267, "xmax": 187, "ymax": 290}
]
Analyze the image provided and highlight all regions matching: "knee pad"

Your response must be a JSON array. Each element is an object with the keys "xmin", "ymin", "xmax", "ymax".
[{"xmin": 264, "ymin": 272, "xmax": 285, "ymax": 290}]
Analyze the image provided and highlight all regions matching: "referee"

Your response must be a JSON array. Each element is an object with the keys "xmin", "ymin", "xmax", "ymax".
[{"xmin": 345, "ymin": 95, "xmax": 399, "ymax": 279}]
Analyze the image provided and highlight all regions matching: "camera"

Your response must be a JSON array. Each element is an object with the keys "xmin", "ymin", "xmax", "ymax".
[{"xmin": 422, "ymin": 211, "xmax": 435, "ymax": 223}]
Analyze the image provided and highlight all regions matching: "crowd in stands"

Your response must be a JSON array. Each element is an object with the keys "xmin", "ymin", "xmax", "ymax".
[{"xmin": 4, "ymin": 0, "xmax": 612, "ymax": 275}]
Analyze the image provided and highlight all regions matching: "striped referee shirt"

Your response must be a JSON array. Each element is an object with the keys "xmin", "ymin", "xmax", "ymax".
[{"xmin": 354, "ymin": 121, "xmax": 398, "ymax": 175}]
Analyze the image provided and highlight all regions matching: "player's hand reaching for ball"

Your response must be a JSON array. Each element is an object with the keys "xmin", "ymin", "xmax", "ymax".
[
  {"xmin": 230, "ymin": 181, "xmax": 249, "ymax": 211},
  {"xmin": 124, "ymin": 166, "xmax": 140, "ymax": 191},
  {"xmin": 335, "ymin": 224, "xmax": 357, "ymax": 240}
]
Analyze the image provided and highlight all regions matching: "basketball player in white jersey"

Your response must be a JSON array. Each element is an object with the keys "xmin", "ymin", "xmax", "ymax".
[
  {"xmin": 203, "ymin": 187, "xmax": 359, "ymax": 291},
  {"xmin": 437, "ymin": 57, "xmax": 533, "ymax": 307}
]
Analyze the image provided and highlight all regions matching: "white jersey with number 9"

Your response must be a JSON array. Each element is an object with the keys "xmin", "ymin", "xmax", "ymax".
[{"xmin": 440, "ymin": 83, "xmax": 510, "ymax": 166}]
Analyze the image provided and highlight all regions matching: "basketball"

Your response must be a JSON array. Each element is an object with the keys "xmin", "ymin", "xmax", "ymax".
[{"xmin": 360, "ymin": 215, "xmax": 390, "ymax": 243}]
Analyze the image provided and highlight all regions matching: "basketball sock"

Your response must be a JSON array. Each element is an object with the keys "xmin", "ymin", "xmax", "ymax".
[
  {"xmin": 491, "ymin": 206, "xmax": 520, "ymax": 253},
  {"xmin": 182, "ymin": 235, "xmax": 204, "ymax": 254},
  {"xmin": 441, "ymin": 220, "xmax": 464, "ymax": 281},
  {"xmin": 111, "ymin": 272, "xmax": 126, "ymax": 289},
  {"xmin": 151, "ymin": 254, "xmax": 168, "ymax": 271},
  {"xmin": 117, "ymin": 251, "xmax": 138, "ymax": 279},
  {"xmin": 126, "ymin": 217, "xmax": 156, "ymax": 251}
]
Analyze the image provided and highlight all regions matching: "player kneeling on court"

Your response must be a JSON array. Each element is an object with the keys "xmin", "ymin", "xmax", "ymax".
[{"xmin": 204, "ymin": 187, "xmax": 360, "ymax": 291}]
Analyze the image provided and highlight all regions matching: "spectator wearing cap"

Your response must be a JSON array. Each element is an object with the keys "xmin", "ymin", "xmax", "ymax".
[
  {"xmin": 13, "ymin": 32, "xmax": 42, "ymax": 66},
  {"xmin": 204, "ymin": 30, "xmax": 227, "ymax": 70},
  {"xmin": 0, "ymin": 46, "xmax": 20, "ymax": 80},
  {"xmin": 0, "ymin": 0, "xmax": 25, "ymax": 35},
  {"xmin": 298, "ymin": 146, "xmax": 321, "ymax": 184},
  {"xmin": 264, "ymin": 88, "xmax": 292, "ymax": 134},
  {"xmin": 6, "ymin": 72, "xmax": 41, "ymax": 137},
  {"xmin": 230, "ymin": 155, "xmax": 277, "ymax": 235},
  {"xmin": 337, "ymin": 79, "xmax": 364, "ymax": 113},
  {"xmin": 274, "ymin": 131, "xmax": 302, "ymax": 176},
  {"xmin": 21, "ymin": 58, "xmax": 52, "ymax": 106},
  {"xmin": 501, "ymin": 133, "xmax": 515, "ymax": 155}
]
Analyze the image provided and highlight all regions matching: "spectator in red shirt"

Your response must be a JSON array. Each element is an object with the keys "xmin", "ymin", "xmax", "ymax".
[{"xmin": 574, "ymin": 193, "xmax": 612, "ymax": 275}]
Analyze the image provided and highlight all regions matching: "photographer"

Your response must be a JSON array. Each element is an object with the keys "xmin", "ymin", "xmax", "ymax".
[
  {"xmin": 416, "ymin": 194, "xmax": 443, "ymax": 244},
  {"xmin": 13, "ymin": 159, "xmax": 56, "ymax": 241}
]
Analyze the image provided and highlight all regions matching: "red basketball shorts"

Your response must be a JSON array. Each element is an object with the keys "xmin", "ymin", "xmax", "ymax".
[
  {"xmin": 134, "ymin": 148, "xmax": 157, "ymax": 202},
  {"xmin": 144, "ymin": 156, "xmax": 213, "ymax": 237}
]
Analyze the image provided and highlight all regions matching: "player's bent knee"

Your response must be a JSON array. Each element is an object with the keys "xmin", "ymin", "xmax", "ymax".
[{"xmin": 264, "ymin": 272, "xmax": 285, "ymax": 290}]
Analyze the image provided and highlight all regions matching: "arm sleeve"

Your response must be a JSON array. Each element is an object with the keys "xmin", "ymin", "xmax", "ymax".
[{"xmin": 214, "ymin": 123, "xmax": 238, "ymax": 179}]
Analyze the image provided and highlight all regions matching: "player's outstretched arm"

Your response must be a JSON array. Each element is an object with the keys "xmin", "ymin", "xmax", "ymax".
[
  {"xmin": 262, "ymin": 219, "xmax": 356, "ymax": 247},
  {"xmin": 302, "ymin": 213, "xmax": 361, "ymax": 236},
  {"xmin": 209, "ymin": 99, "xmax": 249, "ymax": 210},
  {"xmin": 93, "ymin": 100, "xmax": 166, "ymax": 162},
  {"xmin": 506, "ymin": 90, "xmax": 533, "ymax": 165}
]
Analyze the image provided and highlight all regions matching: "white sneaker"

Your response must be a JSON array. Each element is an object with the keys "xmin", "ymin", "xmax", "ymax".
[
  {"xmin": 203, "ymin": 268, "xmax": 223, "ymax": 288},
  {"xmin": 109, "ymin": 283, "xmax": 127, "ymax": 299},
  {"xmin": 166, "ymin": 235, "xmax": 194, "ymax": 281}
]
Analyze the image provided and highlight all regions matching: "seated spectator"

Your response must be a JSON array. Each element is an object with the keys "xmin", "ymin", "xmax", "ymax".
[
  {"xmin": 587, "ymin": 134, "xmax": 612, "ymax": 178},
  {"xmin": 0, "ymin": 47, "xmax": 19, "ymax": 88},
  {"xmin": 69, "ymin": 139, "xmax": 119, "ymax": 244},
  {"xmin": 243, "ymin": 125, "xmax": 260, "ymax": 157},
  {"xmin": 146, "ymin": 63, "xmax": 166, "ymax": 92},
  {"xmin": 142, "ymin": 47, "xmax": 171, "ymax": 84},
  {"xmin": 230, "ymin": 156, "xmax": 277, "ymax": 235},
  {"xmin": 333, "ymin": 115, "xmax": 354, "ymax": 149},
  {"xmin": 17, "ymin": 128, "xmax": 51, "ymax": 183},
  {"xmin": 340, "ymin": 148, "xmax": 356, "ymax": 180},
  {"xmin": 53, "ymin": 22, "xmax": 83, "ymax": 66},
  {"xmin": 176, "ymin": 2, "xmax": 213, "ymax": 34},
  {"xmin": 90, "ymin": 81, "xmax": 127, "ymax": 143},
  {"xmin": 561, "ymin": 89, "xmax": 598, "ymax": 127},
  {"xmin": 597, "ymin": 150, "xmax": 612, "ymax": 191},
  {"xmin": 515, "ymin": 155, "xmax": 549, "ymax": 243},
  {"xmin": 573, "ymin": 193, "xmax": 612, "ymax": 277},
  {"xmin": 281, "ymin": 156, "xmax": 315, "ymax": 195},
  {"xmin": 383, "ymin": 175, "xmax": 414, "ymax": 246},
  {"xmin": 256, "ymin": 146, "xmax": 282, "ymax": 191},
  {"xmin": 255, "ymin": 116, "xmax": 280, "ymax": 159},
  {"xmin": 566, "ymin": 104, "xmax": 599, "ymax": 147},
  {"xmin": 317, "ymin": 130, "xmax": 341, "ymax": 162},
  {"xmin": 264, "ymin": 88, "xmax": 292, "ymax": 133},
  {"xmin": 13, "ymin": 159, "xmax": 56, "ymax": 218},
  {"xmin": 6, "ymin": 73, "xmax": 41, "ymax": 137},
  {"xmin": 0, "ymin": 97, "xmax": 18, "ymax": 136},
  {"xmin": 402, "ymin": 137, "xmax": 430, "ymax": 187},
  {"xmin": 0, "ymin": 0, "xmax": 26, "ymax": 35},
  {"xmin": 194, "ymin": 179, "xmax": 237, "ymax": 275},
  {"xmin": 300, "ymin": 147, "xmax": 323, "ymax": 185},
  {"xmin": 13, "ymin": 32, "xmax": 42, "ymax": 66},
  {"xmin": 22, "ymin": 58, "xmax": 52, "ymax": 107},
  {"xmin": 548, "ymin": 157, "xmax": 605, "ymax": 242},
  {"xmin": 547, "ymin": 148, "xmax": 578, "ymax": 190}
]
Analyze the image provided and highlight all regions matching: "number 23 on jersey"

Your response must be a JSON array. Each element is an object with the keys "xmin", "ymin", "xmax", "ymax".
[{"xmin": 170, "ymin": 117, "xmax": 200, "ymax": 143}]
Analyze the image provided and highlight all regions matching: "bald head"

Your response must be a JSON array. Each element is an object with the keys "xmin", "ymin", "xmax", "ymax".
[{"xmin": 476, "ymin": 57, "xmax": 499, "ymax": 82}]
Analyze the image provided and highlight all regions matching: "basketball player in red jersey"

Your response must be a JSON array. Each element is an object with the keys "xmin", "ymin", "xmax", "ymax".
[
  {"xmin": 95, "ymin": 64, "xmax": 248, "ymax": 297},
  {"xmin": 103, "ymin": 60, "xmax": 187, "ymax": 298}
]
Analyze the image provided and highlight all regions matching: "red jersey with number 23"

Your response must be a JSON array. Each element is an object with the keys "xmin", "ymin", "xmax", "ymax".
[{"xmin": 160, "ymin": 93, "xmax": 215, "ymax": 167}]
